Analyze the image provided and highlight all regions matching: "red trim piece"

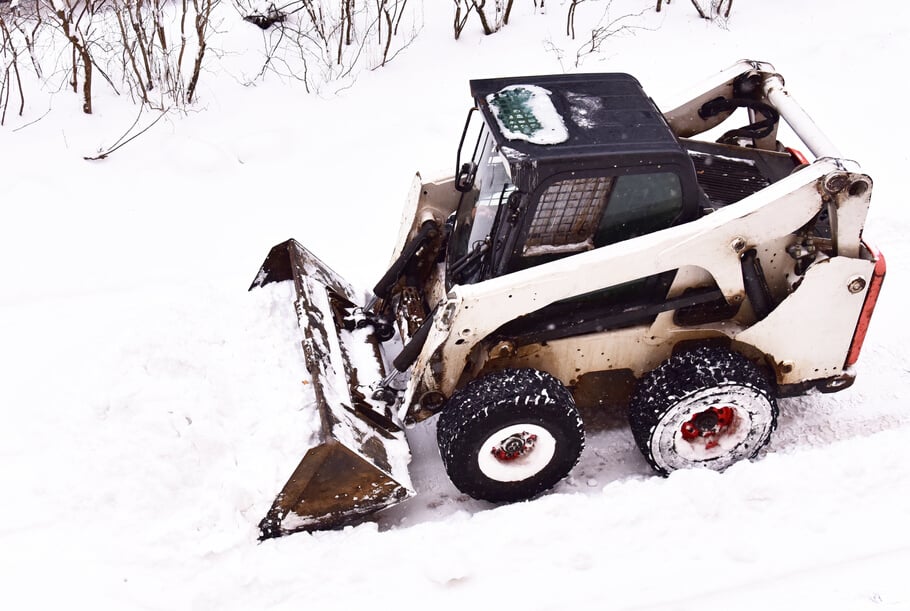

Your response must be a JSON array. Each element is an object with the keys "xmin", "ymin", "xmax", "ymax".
[
  {"xmin": 845, "ymin": 242, "xmax": 886, "ymax": 367},
  {"xmin": 715, "ymin": 406, "xmax": 734, "ymax": 427},
  {"xmin": 680, "ymin": 407, "xmax": 734, "ymax": 442},
  {"xmin": 786, "ymin": 147, "xmax": 810, "ymax": 167}
]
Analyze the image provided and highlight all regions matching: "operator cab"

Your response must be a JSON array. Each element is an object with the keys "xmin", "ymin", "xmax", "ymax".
[{"xmin": 448, "ymin": 73, "xmax": 700, "ymax": 287}]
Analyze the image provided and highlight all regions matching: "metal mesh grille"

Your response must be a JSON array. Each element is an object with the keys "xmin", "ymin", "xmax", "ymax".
[
  {"xmin": 689, "ymin": 152, "xmax": 770, "ymax": 206},
  {"xmin": 524, "ymin": 177, "xmax": 613, "ymax": 253}
]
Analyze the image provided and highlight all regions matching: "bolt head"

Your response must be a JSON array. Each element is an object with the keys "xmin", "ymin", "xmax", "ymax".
[
  {"xmin": 848, "ymin": 276, "xmax": 867, "ymax": 294},
  {"xmin": 825, "ymin": 173, "xmax": 850, "ymax": 194}
]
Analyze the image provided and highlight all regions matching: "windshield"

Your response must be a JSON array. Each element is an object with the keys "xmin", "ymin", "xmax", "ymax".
[{"xmin": 448, "ymin": 126, "xmax": 515, "ymax": 283}]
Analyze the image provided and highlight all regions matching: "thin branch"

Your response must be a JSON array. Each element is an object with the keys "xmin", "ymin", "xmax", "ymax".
[
  {"xmin": 12, "ymin": 107, "xmax": 52, "ymax": 132},
  {"xmin": 84, "ymin": 107, "xmax": 169, "ymax": 160}
]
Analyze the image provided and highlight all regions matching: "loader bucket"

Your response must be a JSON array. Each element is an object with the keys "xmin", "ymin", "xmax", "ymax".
[{"xmin": 251, "ymin": 240, "xmax": 414, "ymax": 540}]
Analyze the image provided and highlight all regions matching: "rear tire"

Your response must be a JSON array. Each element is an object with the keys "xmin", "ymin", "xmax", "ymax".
[
  {"xmin": 628, "ymin": 346, "xmax": 777, "ymax": 475},
  {"xmin": 436, "ymin": 368, "xmax": 585, "ymax": 503}
]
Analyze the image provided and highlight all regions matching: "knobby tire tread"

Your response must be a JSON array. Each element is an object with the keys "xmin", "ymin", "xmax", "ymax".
[
  {"xmin": 437, "ymin": 368, "xmax": 585, "ymax": 503},
  {"xmin": 628, "ymin": 346, "xmax": 778, "ymax": 474}
]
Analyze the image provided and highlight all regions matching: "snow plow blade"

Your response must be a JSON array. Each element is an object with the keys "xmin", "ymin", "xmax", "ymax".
[{"xmin": 251, "ymin": 240, "xmax": 414, "ymax": 540}]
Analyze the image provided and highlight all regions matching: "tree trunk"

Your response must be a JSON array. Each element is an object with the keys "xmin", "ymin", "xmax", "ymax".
[
  {"xmin": 690, "ymin": 0, "xmax": 709, "ymax": 19},
  {"xmin": 80, "ymin": 45, "xmax": 93, "ymax": 114},
  {"xmin": 472, "ymin": 0, "xmax": 494, "ymax": 35}
]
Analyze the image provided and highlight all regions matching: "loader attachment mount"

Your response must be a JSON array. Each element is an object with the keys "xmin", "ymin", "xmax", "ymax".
[{"xmin": 251, "ymin": 240, "xmax": 414, "ymax": 540}]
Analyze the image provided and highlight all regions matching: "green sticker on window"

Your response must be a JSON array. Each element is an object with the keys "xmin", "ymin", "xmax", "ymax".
[
  {"xmin": 489, "ymin": 87, "xmax": 543, "ymax": 137},
  {"xmin": 486, "ymin": 85, "xmax": 569, "ymax": 145}
]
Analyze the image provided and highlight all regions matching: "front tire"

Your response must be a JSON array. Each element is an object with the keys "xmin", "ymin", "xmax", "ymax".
[
  {"xmin": 628, "ymin": 346, "xmax": 778, "ymax": 475},
  {"xmin": 436, "ymin": 368, "xmax": 585, "ymax": 503}
]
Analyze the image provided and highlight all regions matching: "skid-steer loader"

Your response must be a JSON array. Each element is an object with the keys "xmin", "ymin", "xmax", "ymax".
[{"xmin": 251, "ymin": 60, "xmax": 885, "ymax": 540}]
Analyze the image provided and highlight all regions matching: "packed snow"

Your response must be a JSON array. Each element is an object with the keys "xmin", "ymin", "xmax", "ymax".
[
  {"xmin": 486, "ymin": 85, "xmax": 570, "ymax": 144},
  {"xmin": 2, "ymin": 1, "xmax": 909, "ymax": 609}
]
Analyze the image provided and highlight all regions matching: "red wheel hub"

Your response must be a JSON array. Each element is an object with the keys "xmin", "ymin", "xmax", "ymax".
[
  {"xmin": 491, "ymin": 431, "xmax": 538, "ymax": 461},
  {"xmin": 680, "ymin": 406, "xmax": 735, "ymax": 449}
]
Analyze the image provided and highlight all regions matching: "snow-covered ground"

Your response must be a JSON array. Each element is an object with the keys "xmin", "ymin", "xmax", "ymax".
[{"xmin": 2, "ymin": 1, "xmax": 909, "ymax": 609}]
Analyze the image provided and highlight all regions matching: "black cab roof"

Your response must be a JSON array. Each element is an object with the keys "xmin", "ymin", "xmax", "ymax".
[{"xmin": 470, "ymin": 73, "xmax": 688, "ymax": 187}]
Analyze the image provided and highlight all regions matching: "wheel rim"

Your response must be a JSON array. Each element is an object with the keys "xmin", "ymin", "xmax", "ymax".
[
  {"xmin": 650, "ymin": 385, "xmax": 774, "ymax": 472},
  {"xmin": 477, "ymin": 424, "xmax": 557, "ymax": 482}
]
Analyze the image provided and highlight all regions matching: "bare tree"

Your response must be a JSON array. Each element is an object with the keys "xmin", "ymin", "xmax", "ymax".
[
  {"xmin": 452, "ymin": 0, "xmax": 511, "ymax": 38},
  {"xmin": 45, "ymin": 0, "xmax": 107, "ymax": 113},
  {"xmin": 0, "ymin": 10, "xmax": 26, "ymax": 124},
  {"xmin": 566, "ymin": 0, "xmax": 582, "ymax": 38},
  {"xmin": 376, "ymin": 0, "xmax": 411, "ymax": 66},
  {"xmin": 1, "ymin": 1, "xmax": 53, "ymax": 123},
  {"xmin": 453, "ymin": 0, "xmax": 474, "ymax": 39},
  {"xmin": 186, "ymin": 0, "xmax": 215, "ymax": 103}
]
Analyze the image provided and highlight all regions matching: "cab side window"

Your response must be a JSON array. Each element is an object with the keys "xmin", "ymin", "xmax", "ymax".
[
  {"xmin": 594, "ymin": 172, "xmax": 683, "ymax": 246},
  {"xmin": 516, "ymin": 171, "xmax": 683, "ymax": 270},
  {"xmin": 523, "ymin": 176, "xmax": 613, "ymax": 256}
]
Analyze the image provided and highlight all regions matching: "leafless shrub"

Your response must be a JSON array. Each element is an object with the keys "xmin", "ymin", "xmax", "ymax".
[
  {"xmin": 1, "ymin": 1, "xmax": 50, "ymax": 123},
  {"xmin": 564, "ymin": 0, "xmax": 651, "ymax": 67},
  {"xmin": 111, "ymin": 0, "xmax": 219, "ymax": 108},
  {"xmin": 2, "ymin": 0, "xmax": 740, "ymax": 124},
  {"xmin": 656, "ymin": 0, "xmax": 733, "ymax": 20},
  {"xmin": 0, "ymin": 0, "xmax": 220, "ymax": 119},
  {"xmin": 236, "ymin": 0, "xmax": 421, "ymax": 92}
]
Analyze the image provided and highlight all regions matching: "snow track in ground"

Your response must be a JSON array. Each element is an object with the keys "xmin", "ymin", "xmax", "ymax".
[{"xmin": 2, "ymin": 274, "xmax": 908, "ymax": 609}]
